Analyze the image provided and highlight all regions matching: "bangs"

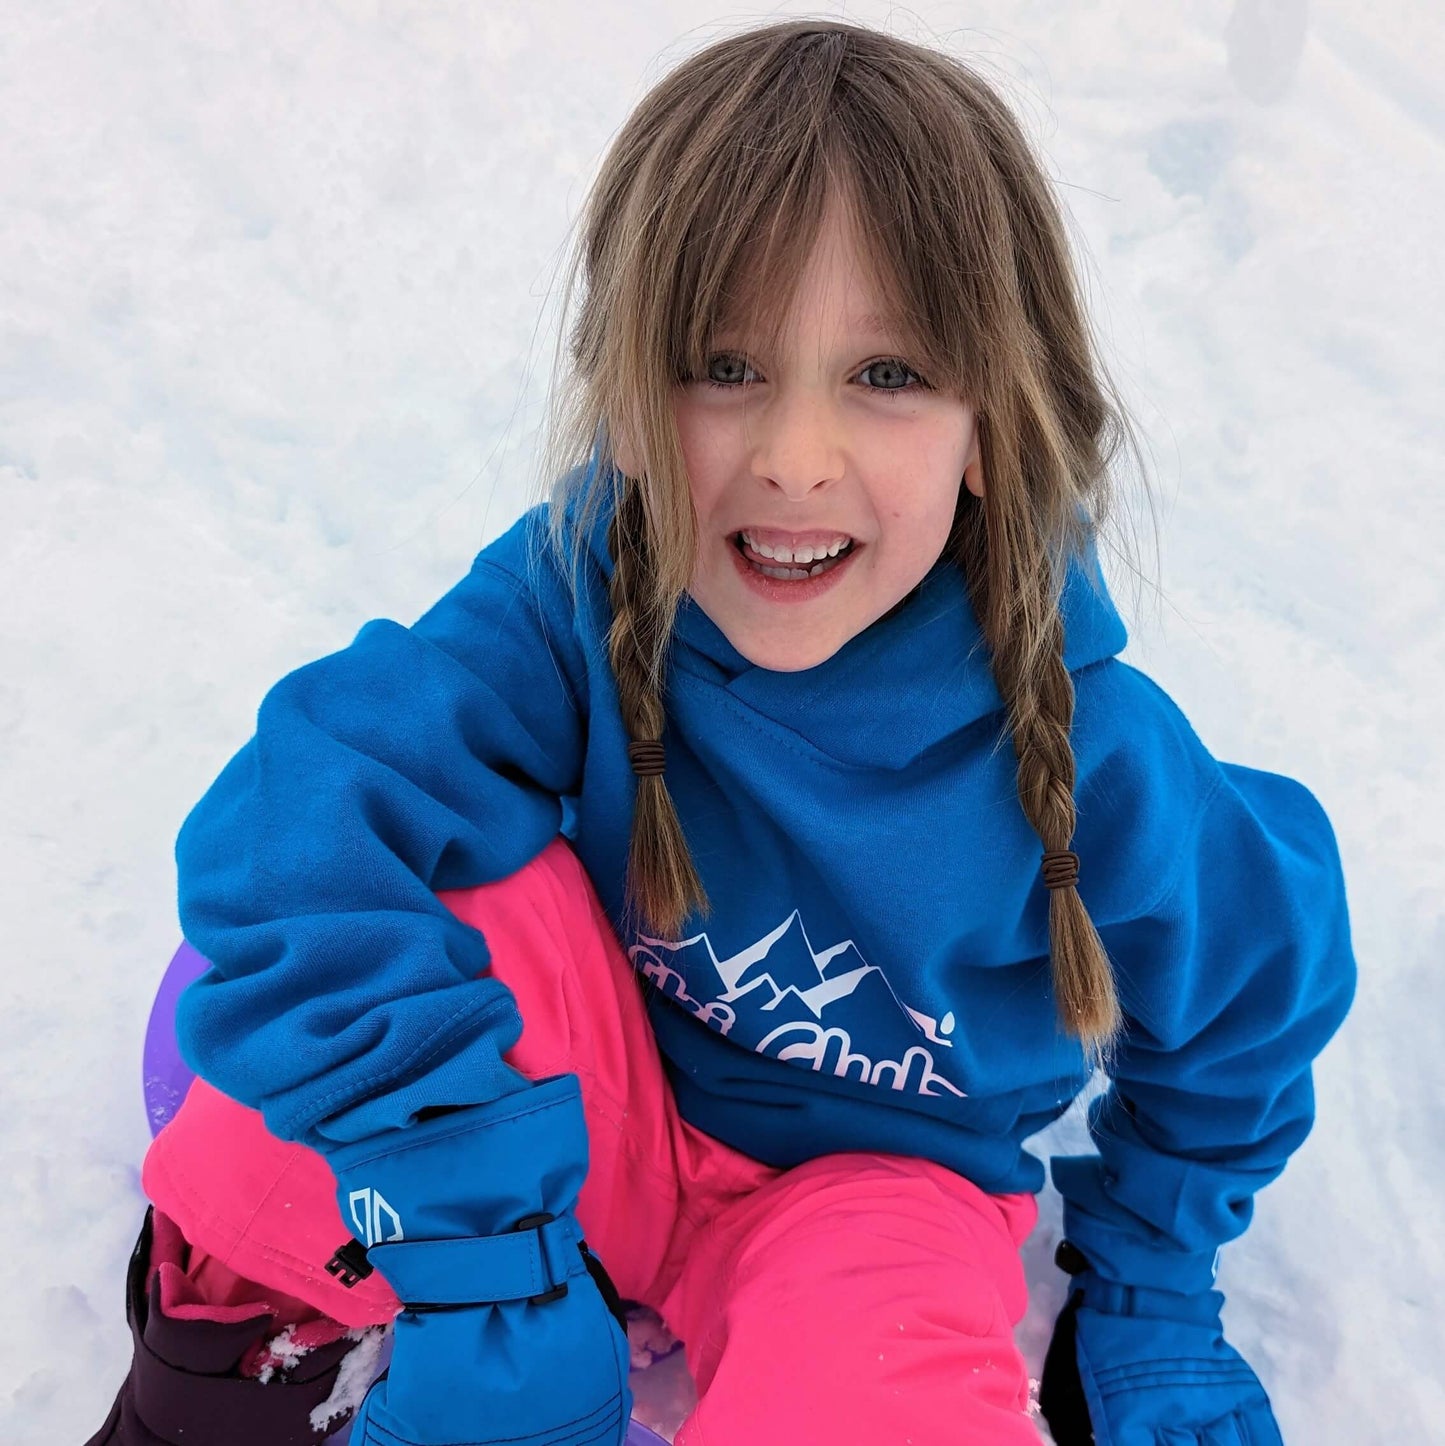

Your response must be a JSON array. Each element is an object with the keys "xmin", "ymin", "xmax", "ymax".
[{"xmin": 665, "ymin": 153, "xmax": 965, "ymax": 396}]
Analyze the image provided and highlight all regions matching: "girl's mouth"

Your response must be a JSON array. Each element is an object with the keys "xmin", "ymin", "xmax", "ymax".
[
  {"xmin": 727, "ymin": 532, "xmax": 862, "ymax": 602},
  {"xmin": 732, "ymin": 532, "xmax": 858, "ymax": 578}
]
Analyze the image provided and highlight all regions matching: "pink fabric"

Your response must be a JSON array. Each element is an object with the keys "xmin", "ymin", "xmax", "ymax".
[
  {"xmin": 663, "ymin": 1154, "xmax": 1038, "ymax": 1445},
  {"xmin": 148, "ymin": 1208, "xmax": 285, "ymax": 1327},
  {"xmin": 147, "ymin": 1208, "xmax": 355, "ymax": 1379},
  {"xmin": 143, "ymin": 836, "xmax": 1039, "ymax": 1442}
]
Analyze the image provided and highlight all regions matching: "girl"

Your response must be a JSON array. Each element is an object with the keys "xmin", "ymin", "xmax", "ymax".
[{"xmin": 89, "ymin": 18, "xmax": 1355, "ymax": 1446}]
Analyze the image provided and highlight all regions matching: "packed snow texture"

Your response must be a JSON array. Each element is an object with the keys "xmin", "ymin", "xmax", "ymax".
[{"xmin": 2, "ymin": 2, "xmax": 1441, "ymax": 1442}]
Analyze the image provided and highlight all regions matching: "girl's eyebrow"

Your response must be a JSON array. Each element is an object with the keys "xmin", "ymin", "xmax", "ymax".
[{"xmin": 713, "ymin": 313, "xmax": 907, "ymax": 342}]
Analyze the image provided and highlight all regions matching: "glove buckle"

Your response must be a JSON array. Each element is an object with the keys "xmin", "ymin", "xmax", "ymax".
[
  {"xmin": 514, "ymin": 1213, "xmax": 568, "ymax": 1304},
  {"xmin": 325, "ymin": 1238, "xmax": 375, "ymax": 1289}
]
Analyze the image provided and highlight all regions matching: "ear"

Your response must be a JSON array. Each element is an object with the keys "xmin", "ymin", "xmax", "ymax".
[
  {"xmin": 963, "ymin": 431, "xmax": 985, "ymax": 500},
  {"xmin": 609, "ymin": 420, "xmax": 640, "ymax": 480}
]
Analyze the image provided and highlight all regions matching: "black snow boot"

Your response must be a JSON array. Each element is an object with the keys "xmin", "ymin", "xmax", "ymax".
[{"xmin": 86, "ymin": 1207, "xmax": 387, "ymax": 1446}]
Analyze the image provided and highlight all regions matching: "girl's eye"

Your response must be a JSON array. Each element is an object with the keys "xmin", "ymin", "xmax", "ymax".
[
  {"xmin": 697, "ymin": 353, "xmax": 927, "ymax": 398},
  {"xmin": 703, "ymin": 353, "xmax": 754, "ymax": 388},
  {"xmin": 857, "ymin": 358, "xmax": 923, "ymax": 394}
]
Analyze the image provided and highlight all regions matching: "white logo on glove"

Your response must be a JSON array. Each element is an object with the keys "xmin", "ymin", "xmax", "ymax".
[{"xmin": 348, "ymin": 1187, "xmax": 405, "ymax": 1247}]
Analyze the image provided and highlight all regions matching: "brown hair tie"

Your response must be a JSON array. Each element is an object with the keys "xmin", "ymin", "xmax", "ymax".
[
  {"xmin": 1041, "ymin": 850, "xmax": 1080, "ymax": 891},
  {"xmin": 628, "ymin": 739, "xmax": 666, "ymax": 778}
]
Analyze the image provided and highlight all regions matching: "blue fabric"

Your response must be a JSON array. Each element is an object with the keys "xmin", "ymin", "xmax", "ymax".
[
  {"xmin": 326, "ymin": 1074, "xmax": 631, "ymax": 1446},
  {"xmin": 1066, "ymin": 1272, "xmax": 1283, "ymax": 1445},
  {"xmin": 174, "ymin": 453, "xmax": 1356, "ymax": 1305}
]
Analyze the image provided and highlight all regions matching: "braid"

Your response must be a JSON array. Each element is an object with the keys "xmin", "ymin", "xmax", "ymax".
[
  {"xmin": 957, "ymin": 487, "xmax": 1122, "ymax": 1067},
  {"xmin": 605, "ymin": 480, "xmax": 710, "ymax": 940},
  {"xmin": 1008, "ymin": 622, "xmax": 1122, "ymax": 1064}
]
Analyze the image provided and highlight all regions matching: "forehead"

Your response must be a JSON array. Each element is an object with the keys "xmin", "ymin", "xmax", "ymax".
[
  {"xmin": 717, "ymin": 313, "xmax": 908, "ymax": 347},
  {"xmin": 715, "ymin": 308, "xmax": 899, "ymax": 336},
  {"xmin": 689, "ymin": 192, "xmax": 935, "ymax": 367}
]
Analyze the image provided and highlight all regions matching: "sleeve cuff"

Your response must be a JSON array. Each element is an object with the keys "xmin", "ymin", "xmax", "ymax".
[{"xmin": 1051, "ymin": 1154, "xmax": 1221, "ymax": 1296}]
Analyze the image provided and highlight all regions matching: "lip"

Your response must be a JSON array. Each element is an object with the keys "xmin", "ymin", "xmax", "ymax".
[{"xmin": 726, "ymin": 530, "xmax": 862, "ymax": 603}]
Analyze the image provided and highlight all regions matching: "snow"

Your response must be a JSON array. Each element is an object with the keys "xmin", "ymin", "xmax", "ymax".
[
  {"xmin": 310, "ymin": 1327, "xmax": 390, "ymax": 1439},
  {"xmin": 2, "ymin": 2, "xmax": 1440, "ymax": 1441}
]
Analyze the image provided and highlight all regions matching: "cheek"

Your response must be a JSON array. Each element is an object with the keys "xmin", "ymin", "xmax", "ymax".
[
  {"xmin": 899, "ymin": 425, "xmax": 972, "ymax": 525},
  {"xmin": 875, "ymin": 461, "xmax": 964, "ymax": 523},
  {"xmin": 674, "ymin": 405, "xmax": 733, "ymax": 513}
]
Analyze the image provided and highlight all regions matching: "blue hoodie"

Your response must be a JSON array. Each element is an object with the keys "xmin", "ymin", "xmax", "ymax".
[{"xmin": 174, "ymin": 461, "xmax": 1356, "ymax": 1295}]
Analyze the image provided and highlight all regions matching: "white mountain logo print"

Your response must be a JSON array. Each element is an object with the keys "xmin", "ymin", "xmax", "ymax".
[{"xmin": 629, "ymin": 910, "xmax": 966, "ymax": 1099}]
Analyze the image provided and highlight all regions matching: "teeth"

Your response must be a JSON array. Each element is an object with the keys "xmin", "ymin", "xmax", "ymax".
[
  {"xmin": 741, "ymin": 532, "xmax": 852, "ymax": 564},
  {"xmin": 755, "ymin": 557, "xmax": 843, "ymax": 580}
]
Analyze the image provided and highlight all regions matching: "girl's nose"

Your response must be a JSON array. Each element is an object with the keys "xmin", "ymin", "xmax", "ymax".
[{"xmin": 749, "ymin": 391, "xmax": 846, "ymax": 498}]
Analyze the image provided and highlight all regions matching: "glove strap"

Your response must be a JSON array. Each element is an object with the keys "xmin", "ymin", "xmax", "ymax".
[
  {"xmin": 367, "ymin": 1212, "xmax": 586, "ymax": 1310},
  {"xmin": 1057, "ymin": 1238, "xmax": 1226, "ymax": 1325}
]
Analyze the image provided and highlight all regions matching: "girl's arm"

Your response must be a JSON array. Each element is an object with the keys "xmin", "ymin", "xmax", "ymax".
[
  {"xmin": 1051, "ymin": 719, "xmax": 1357, "ymax": 1294},
  {"xmin": 172, "ymin": 508, "xmax": 588, "ymax": 1151}
]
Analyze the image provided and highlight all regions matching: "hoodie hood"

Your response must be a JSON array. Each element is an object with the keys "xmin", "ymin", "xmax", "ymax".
[{"xmin": 570, "ymin": 461, "xmax": 1129, "ymax": 771}]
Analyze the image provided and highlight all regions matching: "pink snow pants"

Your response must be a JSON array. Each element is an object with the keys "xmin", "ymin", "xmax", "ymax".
[{"xmin": 143, "ymin": 837, "xmax": 1040, "ymax": 1444}]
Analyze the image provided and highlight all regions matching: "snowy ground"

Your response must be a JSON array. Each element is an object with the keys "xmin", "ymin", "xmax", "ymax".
[{"xmin": 3, "ymin": 2, "xmax": 1441, "ymax": 1441}]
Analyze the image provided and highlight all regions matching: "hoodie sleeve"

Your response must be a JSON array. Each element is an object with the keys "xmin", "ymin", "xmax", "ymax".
[
  {"xmin": 173, "ymin": 509, "xmax": 590, "ymax": 1151},
  {"xmin": 1051, "ymin": 688, "xmax": 1357, "ymax": 1296}
]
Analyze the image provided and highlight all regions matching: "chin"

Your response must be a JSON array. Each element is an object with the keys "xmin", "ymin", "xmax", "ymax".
[{"xmin": 725, "ymin": 629, "xmax": 847, "ymax": 673}]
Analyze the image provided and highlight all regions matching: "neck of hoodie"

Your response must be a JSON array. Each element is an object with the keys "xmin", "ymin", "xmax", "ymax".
[{"xmin": 572, "ymin": 465, "xmax": 1128, "ymax": 771}]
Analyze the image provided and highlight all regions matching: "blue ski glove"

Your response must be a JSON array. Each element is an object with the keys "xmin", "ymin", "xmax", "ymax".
[
  {"xmin": 324, "ymin": 1073, "xmax": 633, "ymax": 1446},
  {"xmin": 1039, "ymin": 1242, "xmax": 1283, "ymax": 1446}
]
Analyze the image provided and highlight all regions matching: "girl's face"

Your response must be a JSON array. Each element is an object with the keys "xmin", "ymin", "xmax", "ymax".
[{"xmin": 671, "ymin": 205, "xmax": 983, "ymax": 673}]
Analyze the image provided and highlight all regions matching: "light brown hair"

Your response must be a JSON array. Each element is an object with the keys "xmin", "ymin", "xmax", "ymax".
[{"xmin": 531, "ymin": 18, "xmax": 1156, "ymax": 1061}]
